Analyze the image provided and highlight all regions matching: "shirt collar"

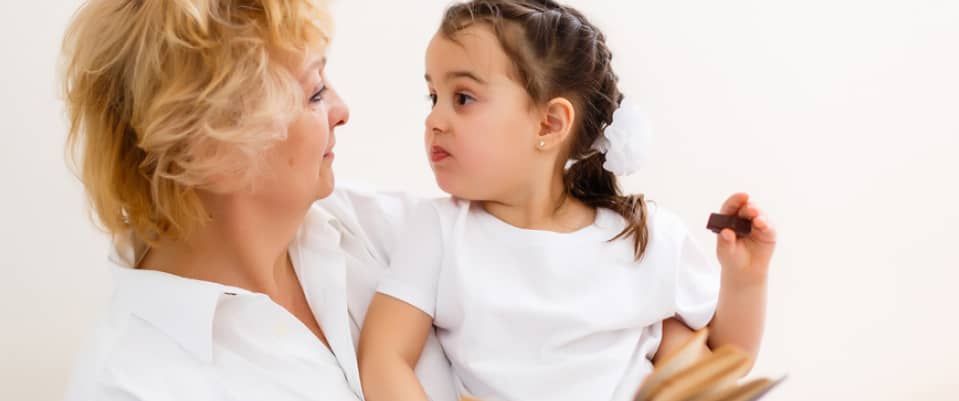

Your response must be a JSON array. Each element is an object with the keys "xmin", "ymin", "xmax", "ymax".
[
  {"xmin": 295, "ymin": 203, "xmax": 346, "ymax": 250},
  {"xmin": 107, "ymin": 204, "xmax": 347, "ymax": 364},
  {"xmin": 111, "ymin": 264, "xmax": 251, "ymax": 363}
]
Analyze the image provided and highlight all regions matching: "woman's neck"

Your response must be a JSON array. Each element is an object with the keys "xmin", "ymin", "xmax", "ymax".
[
  {"xmin": 482, "ymin": 171, "xmax": 596, "ymax": 233},
  {"xmin": 137, "ymin": 195, "xmax": 306, "ymax": 301}
]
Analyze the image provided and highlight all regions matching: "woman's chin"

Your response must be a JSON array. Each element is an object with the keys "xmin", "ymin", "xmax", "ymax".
[{"xmin": 314, "ymin": 171, "xmax": 335, "ymax": 200}]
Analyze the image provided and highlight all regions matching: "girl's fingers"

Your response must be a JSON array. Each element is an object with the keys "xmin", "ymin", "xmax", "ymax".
[
  {"xmin": 716, "ymin": 228, "xmax": 738, "ymax": 257},
  {"xmin": 716, "ymin": 228, "xmax": 750, "ymax": 268},
  {"xmin": 721, "ymin": 228, "xmax": 736, "ymax": 243},
  {"xmin": 738, "ymin": 203, "xmax": 761, "ymax": 220},
  {"xmin": 750, "ymin": 215, "xmax": 778, "ymax": 243},
  {"xmin": 753, "ymin": 215, "xmax": 768, "ymax": 231},
  {"xmin": 719, "ymin": 193, "xmax": 749, "ymax": 215}
]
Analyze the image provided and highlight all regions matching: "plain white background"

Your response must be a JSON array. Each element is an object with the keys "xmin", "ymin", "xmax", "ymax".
[{"xmin": 2, "ymin": 0, "xmax": 957, "ymax": 400}]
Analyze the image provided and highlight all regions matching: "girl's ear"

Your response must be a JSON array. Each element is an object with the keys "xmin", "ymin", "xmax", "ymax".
[{"xmin": 536, "ymin": 97, "xmax": 576, "ymax": 150}]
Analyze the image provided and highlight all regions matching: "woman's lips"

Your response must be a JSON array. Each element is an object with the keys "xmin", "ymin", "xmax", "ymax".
[
  {"xmin": 431, "ymin": 146, "xmax": 450, "ymax": 162},
  {"xmin": 323, "ymin": 140, "xmax": 336, "ymax": 159}
]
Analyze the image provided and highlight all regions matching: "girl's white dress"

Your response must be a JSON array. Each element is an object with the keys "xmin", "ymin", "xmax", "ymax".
[{"xmin": 378, "ymin": 198, "xmax": 721, "ymax": 401}]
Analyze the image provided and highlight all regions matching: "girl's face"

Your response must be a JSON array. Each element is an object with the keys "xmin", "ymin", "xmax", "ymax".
[{"xmin": 424, "ymin": 26, "xmax": 543, "ymax": 201}]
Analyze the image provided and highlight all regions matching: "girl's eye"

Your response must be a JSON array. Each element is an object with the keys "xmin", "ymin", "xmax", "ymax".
[
  {"xmin": 455, "ymin": 93, "xmax": 475, "ymax": 106},
  {"xmin": 427, "ymin": 93, "xmax": 437, "ymax": 107},
  {"xmin": 310, "ymin": 86, "xmax": 327, "ymax": 103}
]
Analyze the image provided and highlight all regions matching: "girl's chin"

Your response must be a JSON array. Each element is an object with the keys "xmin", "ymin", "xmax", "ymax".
[{"xmin": 434, "ymin": 175, "xmax": 476, "ymax": 200}]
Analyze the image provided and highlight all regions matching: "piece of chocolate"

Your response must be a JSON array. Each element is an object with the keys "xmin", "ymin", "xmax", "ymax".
[{"xmin": 707, "ymin": 213, "xmax": 752, "ymax": 237}]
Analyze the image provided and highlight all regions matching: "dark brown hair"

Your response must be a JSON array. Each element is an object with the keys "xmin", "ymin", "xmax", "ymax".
[{"xmin": 440, "ymin": 0, "xmax": 650, "ymax": 259}]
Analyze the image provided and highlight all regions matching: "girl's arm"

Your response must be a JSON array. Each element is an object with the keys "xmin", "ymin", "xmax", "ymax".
[
  {"xmin": 653, "ymin": 318, "xmax": 711, "ymax": 365},
  {"xmin": 707, "ymin": 193, "xmax": 777, "ymax": 369},
  {"xmin": 358, "ymin": 293, "xmax": 435, "ymax": 401},
  {"xmin": 708, "ymin": 277, "xmax": 766, "ymax": 369}
]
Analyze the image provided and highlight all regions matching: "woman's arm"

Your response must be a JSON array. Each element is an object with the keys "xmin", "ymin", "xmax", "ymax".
[{"xmin": 359, "ymin": 293, "xmax": 435, "ymax": 401}]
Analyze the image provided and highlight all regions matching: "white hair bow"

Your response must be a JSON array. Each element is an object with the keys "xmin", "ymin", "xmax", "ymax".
[{"xmin": 567, "ymin": 100, "xmax": 653, "ymax": 176}]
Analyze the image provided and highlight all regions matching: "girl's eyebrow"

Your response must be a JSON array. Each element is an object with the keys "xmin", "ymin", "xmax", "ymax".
[{"xmin": 424, "ymin": 70, "xmax": 487, "ymax": 85}]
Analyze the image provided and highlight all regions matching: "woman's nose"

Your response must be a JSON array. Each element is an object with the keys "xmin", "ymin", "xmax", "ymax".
[{"xmin": 327, "ymin": 87, "xmax": 350, "ymax": 128}]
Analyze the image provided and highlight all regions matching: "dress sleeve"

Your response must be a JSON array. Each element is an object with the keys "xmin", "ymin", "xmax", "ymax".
[
  {"xmin": 673, "ymin": 227, "xmax": 721, "ymax": 329},
  {"xmin": 375, "ymin": 200, "xmax": 445, "ymax": 318}
]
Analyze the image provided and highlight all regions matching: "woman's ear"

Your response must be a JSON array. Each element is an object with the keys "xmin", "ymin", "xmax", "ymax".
[{"xmin": 536, "ymin": 97, "xmax": 576, "ymax": 150}]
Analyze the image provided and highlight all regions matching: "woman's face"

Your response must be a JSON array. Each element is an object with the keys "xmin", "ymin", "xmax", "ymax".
[{"xmin": 252, "ymin": 49, "xmax": 350, "ymax": 212}]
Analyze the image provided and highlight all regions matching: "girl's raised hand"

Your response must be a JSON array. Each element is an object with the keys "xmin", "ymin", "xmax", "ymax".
[{"xmin": 715, "ymin": 193, "xmax": 777, "ymax": 286}]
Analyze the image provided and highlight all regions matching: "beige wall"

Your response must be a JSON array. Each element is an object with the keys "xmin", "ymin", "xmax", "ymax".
[{"xmin": 2, "ymin": 0, "xmax": 957, "ymax": 400}]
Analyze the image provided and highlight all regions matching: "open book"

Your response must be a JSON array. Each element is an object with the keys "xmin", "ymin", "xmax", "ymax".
[
  {"xmin": 462, "ymin": 329, "xmax": 783, "ymax": 401},
  {"xmin": 631, "ymin": 329, "xmax": 783, "ymax": 401}
]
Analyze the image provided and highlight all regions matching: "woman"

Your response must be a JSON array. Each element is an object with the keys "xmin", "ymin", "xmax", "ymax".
[{"xmin": 61, "ymin": 1, "xmax": 454, "ymax": 400}]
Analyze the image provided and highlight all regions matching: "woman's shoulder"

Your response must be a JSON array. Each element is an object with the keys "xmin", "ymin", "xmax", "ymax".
[
  {"xmin": 317, "ymin": 180, "xmax": 421, "ymax": 227},
  {"xmin": 64, "ymin": 267, "xmax": 235, "ymax": 400},
  {"xmin": 423, "ymin": 196, "xmax": 469, "ymax": 219},
  {"xmin": 318, "ymin": 181, "xmax": 463, "ymax": 229},
  {"xmin": 64, "ymin": 300, "xmax": 205, "ymax": 400},
  {"xmin": 401, "ymin": 196, "xmax": 468, "ymax": 236},
  {"xmin": 312, "ymin": 181, "xmax": 426, "ymax": 261}
]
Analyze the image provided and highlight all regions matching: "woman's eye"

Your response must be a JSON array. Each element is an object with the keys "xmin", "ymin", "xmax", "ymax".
[
  {"xmin": 455, "ymin": 93, "xmax": 475, "ymax": 106},
  {"xmin": 310, "ymin": 86, "xmax": 327, "ymax": 103},
  {"xmin": 427, "ymin": 93, "xmax": 437, "ymax": 107}
]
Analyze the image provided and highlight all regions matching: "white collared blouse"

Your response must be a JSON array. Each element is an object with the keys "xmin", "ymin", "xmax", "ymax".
[{"xmin": 64, "ymin": 184, "xmax": 457, "ymax": 401}]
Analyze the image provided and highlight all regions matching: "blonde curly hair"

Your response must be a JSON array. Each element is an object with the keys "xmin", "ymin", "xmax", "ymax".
[{"xmin": 62, "ymin": 0, "xmax": 331, "ymax": 248}]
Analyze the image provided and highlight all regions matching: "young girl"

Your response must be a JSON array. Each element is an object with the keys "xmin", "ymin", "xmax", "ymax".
[{"xmin": 359, "ymin": 1, "xmax": 776, "ymax": 401}]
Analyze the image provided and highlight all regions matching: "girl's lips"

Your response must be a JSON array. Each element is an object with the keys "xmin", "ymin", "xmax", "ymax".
[{"xmin": 431, "ymin": 146, "xmax": 450, "ymax": 162}]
